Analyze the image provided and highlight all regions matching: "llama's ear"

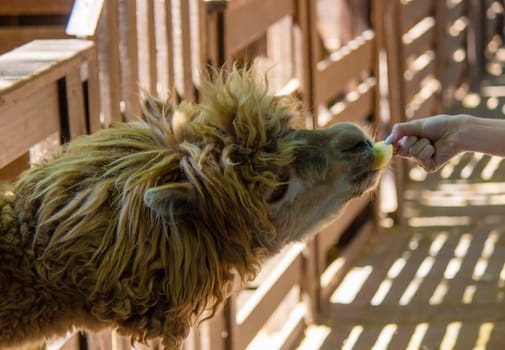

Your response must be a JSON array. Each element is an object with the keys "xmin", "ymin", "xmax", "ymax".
[{"xmin": 144, "ymin": 183, "xmax": 197, "ymax": 217}]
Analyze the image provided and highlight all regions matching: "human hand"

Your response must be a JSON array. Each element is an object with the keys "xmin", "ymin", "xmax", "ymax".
[{"xmin": 384, "ymin": 114, "xmax": 464, "ymax": 172}]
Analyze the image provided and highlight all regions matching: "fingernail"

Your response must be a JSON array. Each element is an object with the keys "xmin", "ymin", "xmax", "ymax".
[{"xmin": 384, "ymin": 134, "xmax": 394, "ymax": 144}]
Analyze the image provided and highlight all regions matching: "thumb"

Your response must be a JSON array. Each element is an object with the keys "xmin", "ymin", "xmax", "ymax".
[{"xmin": 384, "ymin": 121, "xmax": 422, "ymax": 144}]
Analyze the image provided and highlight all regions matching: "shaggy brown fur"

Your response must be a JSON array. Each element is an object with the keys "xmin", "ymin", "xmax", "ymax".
[{"xmin": 0, "ymin": 65, "xmax": 383, "ymax": 349}]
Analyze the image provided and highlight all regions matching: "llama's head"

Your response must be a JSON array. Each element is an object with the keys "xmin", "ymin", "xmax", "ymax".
[{"xmin": 143, "ymin": 65, "xmax": 384, "ymax": 253}]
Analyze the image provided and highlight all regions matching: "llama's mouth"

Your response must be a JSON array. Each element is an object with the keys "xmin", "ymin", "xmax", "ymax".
[{"xmin": 352, "ymin": 168, "xmax": 379, "ymax": 186}]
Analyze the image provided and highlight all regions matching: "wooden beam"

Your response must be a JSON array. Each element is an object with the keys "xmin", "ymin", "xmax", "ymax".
[
  {"xmin": 400, "ymin": 0, "xmax": 434, "ymax": 33},
  {"xmin": 402, "ymin": 16, "xmax": 435, "ymax": 60},
  {"xmin": 0, "ymin": 0, "xmax": 73, "ymax": 15},
  {"xmin": 313, "ymin": 30, "xmax": 375, "ymax": 107},
  {"xmin": 321, "ymin": 78, "xmax": 376, "ymax": 127},
  {"xmin": 224, "ymin": 0, "xmax": 294, "ymax": 56},
  {"xmin": 234, "ymin": 243, "xmax": 304, "ymax": 350}
]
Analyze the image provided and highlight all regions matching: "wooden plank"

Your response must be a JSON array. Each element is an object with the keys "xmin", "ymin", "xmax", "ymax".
[
  {"xmin": 0, "ymin": 26, "xmax": 68, "ymax": 54},
  {"xmin": 0, "ymin": 83, "xmax": 60, "ymax": 168},
  {"xmin": 442, "ymin": 25, "xmax": 467, "ymax": 62},
  {"xmin": 404, "ymin": 52, "xmax": 436, "ymax": 101},
  {"xmin": 321, "ymin": 78, "xmax": 376, "ymax": 127},
  {"xmin": 320, "ymin": 221, "xmax": 375, "ymax": 303},
  {"xmin": 66, "ymin": 0, "xmax": 105, "ymax": 37},
  {"xmin": 0, "ymin": 39, "xmax": 94, "ymax": 102},
  {"xmin": 316, "ymin": 195, "xmax": 370, "ymax": 273},
  {"xmin": 163, "ymin": 0, "xmax": 175, "ymax": 95},
  {"xmin": 65, "ymin": 68, "xmax": 87, "ymax": 138},
  {"xmin": 400, "ymin": 0, "xmax": 434, "ymax": 33},
  {"xmin": 410, "ymin": 86, "xmax": 438, "ymax": 119},
  {"xmin": 234, "ymin": 243, "xmax": 304, "ymax": 350},
  {"xmin": 180, "ymin": 0, "xmax": 196, "ymax": 101},
  {"xmin": 402, "ymin": 16, "xmax": 435, "ymax": 60},
  {"xmin": 137, "ymin": 0, "xmax": 157, "ymax": 96},
  {"xmin": 0, "ymin": 153, "xmax": 30, "ymax": 181},
  {"xmin": 444, "ymin": 0, "xmax": 465, "ymax": 26},
  {"xmin": 118, "ymin": 0, "xmax": 140, "ymax": 121},
  {"xmin": 0, "ymin": 0, "xmax": 74, "ymax": 15},
  {"xmin": 224, "ymin": 0, "xmax": 294, "ymax": 56},
  {"xmin": 97, "ymin": 0, "xmax": 122, "ymax": 124},
  {"xmin": 405, "ymin": 78, "xmax": 439, "ymax": 119},
  {"xmin": 314, "ymin": 30, "xmax": 375, "ymax": 107},
  {"xmin": 442, "ymin": 58, "xmax": 466, "ymax": 91},
  {"xmin": 86, "ymin": 46, "xmax": 102, "ymax": 132}
]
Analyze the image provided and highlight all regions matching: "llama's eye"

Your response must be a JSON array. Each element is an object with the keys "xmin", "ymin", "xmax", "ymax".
[{"xmin": 343, "ymin": 139, "xmax": 373, "ymax": 152}]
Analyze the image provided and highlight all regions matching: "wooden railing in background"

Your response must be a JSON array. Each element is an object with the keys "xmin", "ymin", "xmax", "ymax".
[
  {"xmin": 0, "ymin": 0, "xmax": 74, "ymax": 54},
  {"xmin": 0, "ymin": 0, "xmax": 498, "ymax": 349},
  {"xmin": 0, "ymin": 39, "xmax": 98, "ymax": 181}
]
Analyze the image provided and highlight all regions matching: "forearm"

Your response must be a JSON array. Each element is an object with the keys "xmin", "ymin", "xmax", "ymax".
[{"xmin": 458, "ymin": 115, "xmax": 505, "ymax": 157}]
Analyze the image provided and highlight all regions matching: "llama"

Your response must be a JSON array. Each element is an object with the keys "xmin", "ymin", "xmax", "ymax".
[{"xmin": 0, "ymin": 65, "xmax": 389, "ymax": 349}]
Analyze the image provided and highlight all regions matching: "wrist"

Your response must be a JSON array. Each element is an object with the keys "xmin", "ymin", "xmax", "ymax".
[{"xmin": 453, "ymin": 114, "xmax": 473, "ymax": 153}]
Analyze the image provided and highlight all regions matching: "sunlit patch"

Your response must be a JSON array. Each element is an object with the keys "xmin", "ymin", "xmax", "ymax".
[
  {"xmin": 440, "ymin": 322, "xmax": 462, "ymax": 350},
  {"xmin": 342, "ymin": 325, "xmax": 364, "ymax": 350},
  {"xmin": 430, "ymin": 232, "xmax": 448, "ymax": 255},
  {"xmin": 473, "ymin": 258, "xmax": 489, "ymax": 281},
  {"xmin": 388, "ymin": 255, "xmax": 408, "ymax": 279},
  {"xmin": 444, "ymin": 258, "xmax": 462, "ymax": 279},
  {"xmin": 462, "ymin": 285, "xmax": 476, "ymax": 304},
  {"xmin": 417, "ymin": 256, "xmax": 435, "ymax": 278},
  {"xmin": 455, "ymin": 233, "xmax": 472, "ymax": 257},
  {"xmin": 371, "ymin": 280, "xmax": 392, "ymax": 306},
  {"xmin": 462, "ymin": 92, "xmax": 481, "ymax": 108},
  {"xmin": 295, "ymin": 325, "xmax": 331, "ymax": 350},
  {"xmin": 409, "ymin": 166, "xmax": 427, "ymax": 182},
  {"xmin": 408, "ymin": 234, "xmax": 421, "ymax": 250},
  {"xmin": 406, "ymin": 323, "xmax": 429, "ymax": 350},
  {"xmin": 372, "ymin": 324, "xmax": 397, "ymax": 350},
  {"xmin": 448, "ymin": 18, "xmax": 467, "ymax": 37},
  {"xmin": 321, "ymin": 257, "xmax": 345, "ymax": 288},
  {"xmin": 408, "ymin": 216, "xmax": 471, "ymax": 227},
  {"xmin": 461, "ymin": 153, "xmax": 484, "ymax": 179},
  {"xmin": 482, "ymin": 231, "xmax": 498, "ymax": 258},
  {"xmin": 486, "ymin": 96, "xmax": 499, "ymax": 110},
  {"xmin": 399, "ymin": 257, "xmax": 433, "ymax": 305},
  {"xmin": 481, "ymin": 156, "xmax": 502, "ymax": 180},
  {"xmin": 474, "ymin": 323, "xmax": 495, "ymax": 350},
  {"xmin": 452, "ymin": 48, "xmax": 466, "ymax": 63},
  {"xmin": 330, "ymin": 266, "xmax": 373, "ymax": 304},
  {"xmin": 487, "ymin": 62, "xmax": 503, "ymax": 76},
  {"xmin": 399, "ymin": 279, "xmax": 421, "ymax": 305},
  {"xmin": 429, "ymin": 281, "xmax": 448, "ymax": 304},
  {"xmin": 499, "ymin": 263, "xmax": 505, "ymax": 280}
]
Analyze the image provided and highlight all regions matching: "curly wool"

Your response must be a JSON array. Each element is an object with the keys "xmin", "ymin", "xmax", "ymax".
[{"xmin": 0, "ymin": 65, "xmax": 303, "ymax": 349}]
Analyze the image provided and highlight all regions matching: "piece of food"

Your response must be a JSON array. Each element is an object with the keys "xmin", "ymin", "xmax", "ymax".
[{"xmin": 373, "ymin": 141, "xmax": 393, "ymax": 169}]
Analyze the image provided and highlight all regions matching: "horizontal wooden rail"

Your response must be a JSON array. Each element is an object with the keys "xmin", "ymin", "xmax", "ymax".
[{"xmin": 0, "ymin": 39, "xmax": 99, "ymax": 169}]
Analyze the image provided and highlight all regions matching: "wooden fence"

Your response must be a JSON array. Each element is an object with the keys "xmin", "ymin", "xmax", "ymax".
[{"xmin": 0, "ymin": 0, "xmax": 498, "ymax": 349}]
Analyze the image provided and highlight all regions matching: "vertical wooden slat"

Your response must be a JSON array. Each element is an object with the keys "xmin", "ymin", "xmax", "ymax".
[
  {"xmin": 97, "ymin": 0, "xmax": 122, "ymax": 124},
  {"xmin": 118, "ymin": 0, "xmax": 141, "ymax": 120},
  {"xmin": 86, "ymin": 47, "xmax": 102, "ymax": 132},
  {"xmin": 180, "ymin": 0, "xmax": 195, "ymax": 101},
  {"xmin": 65, "ymin": 68, "xmax": 87, "ymax": 138},
  {"xmin": 164, "ymin": 0, "xmax": 176, "ymax": 95},
  {"xmin": 146, "ymin": 0, "xmax": 158, "ymax": 94}
]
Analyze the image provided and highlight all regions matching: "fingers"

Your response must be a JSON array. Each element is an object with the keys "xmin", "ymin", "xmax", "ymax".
[
  {"xmin": 395, "ymin": 136, "xmax": 438, "ymax": 172},
  {"xmin": 409, "ymin": 138, "xmax": 435, "ymax": 162},
  {"xmin": 396, "ymin": 137, "xmax": 435, "ymax": 160},
  {"xmin": 396, "ymin": 136, "xmax": 419, "ymax": 157},
  {"xmin": 384, "ymin": 120, "xmax": 423, "ymax": 145}
]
